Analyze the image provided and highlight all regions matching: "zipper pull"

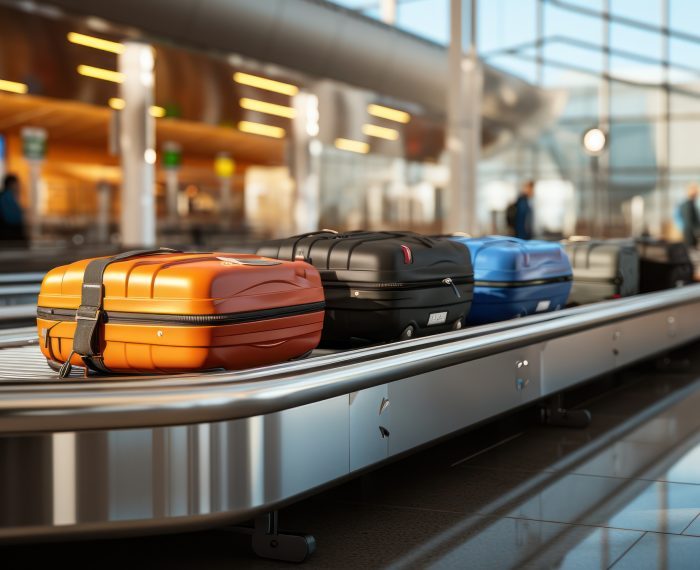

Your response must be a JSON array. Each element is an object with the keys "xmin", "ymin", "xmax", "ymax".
[{"xmin": 443, "ymin": 277, "xmax": 461, "ymax": 298}]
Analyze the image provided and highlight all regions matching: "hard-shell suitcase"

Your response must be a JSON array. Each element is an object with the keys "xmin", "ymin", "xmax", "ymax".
[
  {"xmin": 563, "ymin": 241, "xmax": 639, "ymax": 305},
  {"xmin": 446, "ymin": 236, "xmax": 572, "ymax": 324},
  {"xmin": 257, "ymin": 231, "xmax": 473, "ymax": 343},
  {"xmin": 635, "ymin": 238, "xmax": 694, "ymax": 292},
  {"xmin": 36, "ymin": 248, "xmax": 325, "ymax": 375}
]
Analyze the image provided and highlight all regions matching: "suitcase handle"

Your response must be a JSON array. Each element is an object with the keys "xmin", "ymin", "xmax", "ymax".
[{"xmin": 59, "ymin": 247, "xmax": 183, "ymax": 378}]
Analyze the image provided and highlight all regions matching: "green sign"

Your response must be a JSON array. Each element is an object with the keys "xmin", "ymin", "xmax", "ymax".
[
  {"xmin": 21, "ymin": 127, "xmax": 47, "ymax": 161},
  {"xmin": 162, "ymin": 142, "xmax": 182, "ymax": 169}
]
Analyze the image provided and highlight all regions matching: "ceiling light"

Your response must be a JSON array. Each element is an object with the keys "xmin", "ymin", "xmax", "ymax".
[
  {"xmin": 67, "ymin": 31, "xmax": 124, "ymax": 54},
  {"xmin": 240, "ymin": 97, "xmax": 296, "ymax": 118},
  {"xmin": 233, "ymin": 72, "xmax": 298, "ymax": 96},
  {"xmin": 77, "ymin": 65, "xmax": 123, "ymax": 83},
  {"xmin": 238, "ymin": 121, "xmax": 286, "ymax": 139},
  {"xmin": 334, "ymin": 138, "xmax": 369, "ymax": 154},
  {"xmin": 362, "ymin": 123, "xmax": 399, "ymax": 141},
  {"xmin": 149, "ymin": 105, "xmax": 166, "ymax": 118},
  {"xmin": 367, "ymin": 103, "xmax": 410, "ymax": 124},
  {"xmin": 0, "ymin": 79, "xmax": 28, "ymax": 94},
  {"xmin": 109, "ymin": 98, "xmax": 166, "ymax": 117},
  {"xmin": 582, "ymin": 127, "xmax": 607, "ymax": 155},
  {"xmin": 108, "ymin": 97, "xmax": 125, "ymax": 110}
]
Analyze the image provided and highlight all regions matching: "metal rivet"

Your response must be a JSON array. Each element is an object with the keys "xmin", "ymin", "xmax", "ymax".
[
  {"xmin": 354, "ymin": 291, "xmax": 360, "ymax": 297},
  {"xmin": 157, "ymin": 330, "xmax": 164, "ymax": 337},
  {"xmin": 523, "ymin": 360, "xmax": 529, "ymax": 367}
]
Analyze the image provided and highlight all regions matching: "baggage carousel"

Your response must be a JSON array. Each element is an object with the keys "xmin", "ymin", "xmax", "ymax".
[{"xmin": 1, "ymin": 285, "xmax": 700, "ymax": 560}]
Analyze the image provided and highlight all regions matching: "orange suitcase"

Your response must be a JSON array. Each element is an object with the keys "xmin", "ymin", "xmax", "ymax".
[{"xmin": 36, "ymin": 248, "xmax": 325, "ymax": 376}]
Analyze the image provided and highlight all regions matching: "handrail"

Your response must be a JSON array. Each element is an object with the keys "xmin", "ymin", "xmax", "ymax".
[{"xmin": 0, "ymin": 286, "xmax": 698, "ymax": 434}]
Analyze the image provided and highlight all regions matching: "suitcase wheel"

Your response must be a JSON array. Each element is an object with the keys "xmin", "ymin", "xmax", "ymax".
[
  {"xmin": 452, "ymin": 319, "xmax": 464, "ymax": 330},
  {"xmin": 399, "ymin": 325, "xmax": 416, "ymax": 340}
]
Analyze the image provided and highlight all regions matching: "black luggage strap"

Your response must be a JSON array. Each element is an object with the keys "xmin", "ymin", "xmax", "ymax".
[{"xmin": 59, "ymin": 247, "xmax": 181, "ymax": 378}]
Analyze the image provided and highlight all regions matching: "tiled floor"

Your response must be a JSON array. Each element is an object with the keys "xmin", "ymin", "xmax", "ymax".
[{"xmin": 5, "ymin": 345, "xmax": 700, "ymax": 569}]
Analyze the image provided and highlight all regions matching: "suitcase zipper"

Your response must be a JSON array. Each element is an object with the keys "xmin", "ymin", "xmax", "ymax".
[
  {"xmin": 474, "ymin": 275, "xmax": 573, "ymax": 288},
  {"xmin": 323, "ymin": 277, "xmax": 474, "ymax": 291},
  {"xmin": 323, "ymin": 276, "xmax": 472, "ymax": 298},
  {"xmin": 572, "ymin": 276, "xmax": 622, "ymax": 285},
  {"xmin": 36, "ymin": 301, "xmax": 326, "ymax": 327}
]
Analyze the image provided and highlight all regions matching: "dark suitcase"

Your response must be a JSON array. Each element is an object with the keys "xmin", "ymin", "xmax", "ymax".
[
  {"xmin": 635, "ymin": 238, "xmax": 694, "ymax": 292},
  {"xmin": 563, "ymin": 240, "xmax": 639, "ymax": 305},
  {"xmin": 257, "ymin": 231, "xmax": 474, "ymax": 343},
  {"xmin": 446, "ymin": 236, "xmax": 572, "ymax": 324}
]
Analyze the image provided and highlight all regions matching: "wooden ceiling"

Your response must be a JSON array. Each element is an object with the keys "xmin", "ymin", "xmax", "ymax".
[{"xmin": 0, "ymin": 93, "xmax": 285, "ymax": 165}]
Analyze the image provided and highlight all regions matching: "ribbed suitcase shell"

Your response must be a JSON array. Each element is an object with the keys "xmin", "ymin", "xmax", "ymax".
[
  {"xmin": 257, "ymin": 231, "xmax": 473, "ymax": 343},
  {"xmin": 36, "ymin": 252, "xmax": 325, "ymax": 374},
  {"xmin": 448, "ymin": 236, "xmax": 572, "ymax": 324},
  {"xmin": 563, "ymin": 241, "xmax": 639, "ymax": 305}
]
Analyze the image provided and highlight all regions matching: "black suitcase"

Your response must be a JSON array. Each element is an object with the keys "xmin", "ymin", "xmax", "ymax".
[
  {"xmin": 636, "ymin": 239, "xmax": 694, "ymax": 292},
  {"xmin": 257, "ymin": 231, "xmax": 474, "ymax": 343}
]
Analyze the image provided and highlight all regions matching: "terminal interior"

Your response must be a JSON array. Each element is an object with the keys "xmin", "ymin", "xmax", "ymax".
[{"xmin": 2, "ymin": 0, "xmax": 700, "ymax": 568}]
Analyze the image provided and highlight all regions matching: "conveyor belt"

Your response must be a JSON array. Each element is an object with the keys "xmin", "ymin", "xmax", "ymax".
[{"xmin": 0, "ymin": 285, "xmax": 699, "ymax": 543}]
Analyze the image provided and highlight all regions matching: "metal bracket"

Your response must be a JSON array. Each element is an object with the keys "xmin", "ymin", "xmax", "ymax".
[
  {"xmin": 229, "ymin": 511, "xmax": 316, "ymax": 563},
  {"xmin": 540, "ymin": 394, "xmax": 591, "ymax": 429}
]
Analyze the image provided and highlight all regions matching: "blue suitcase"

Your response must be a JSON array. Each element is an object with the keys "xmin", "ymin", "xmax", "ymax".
[{"xmin": 447, "ymin": 236, "xmax": 573, "ymax": 324}]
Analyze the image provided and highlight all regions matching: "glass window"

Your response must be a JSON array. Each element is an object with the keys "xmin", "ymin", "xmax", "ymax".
[
  {"xmin": 610, "ymin": 23, "xmax": 663, "ymax": 70},
  {"xmin": 479, "ymin": 0, "xmax": 536, "ymax": 55},
  {"xmin": 610, "ymin": 81, "xmax": 663, "ymax": 120},
  {"xmin": 669, "ymin": 38, "xmax": 700, "ymax": 82},
  {"xmin": 397, "ymin": 0, "xmax": 449, "ymax": 45},
  {"xmin": 611, "ymin": 0, "xmax": 661, "ymax": 25},
  {"xmin": 670, "ymin": 0, "xmax": 700, "ymax": 39},
  {"xmin": 544, "ymin": 2, "xmax": 603, "ymax": 47},
  {"xmin": 670, "ymin": 120, "xmax": 700, "ymax": 169}
]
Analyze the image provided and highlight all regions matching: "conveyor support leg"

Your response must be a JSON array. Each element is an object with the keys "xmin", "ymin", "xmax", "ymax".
[
  {"xmin": 233, "ymin": 511, "xmax": 316, "ymax": 563},
  {"xmin": 540, "ymin": 394, "xmax": 591, "ymax": 429}
]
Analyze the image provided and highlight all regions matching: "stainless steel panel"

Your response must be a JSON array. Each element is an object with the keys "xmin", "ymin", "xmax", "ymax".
[
  {"xmin": 349, "ymin": 385, "xmax": 389, "ymax": 472},
  {"xmin": 540, "ymin": 325, "xmax": 618, "ymax": 395},
  {"xmin": 0, "ymin": 395, "xmax": 349, "ymax": 540},
  {"xmin": 387, "ymin": 348, "xmax": 530, "ymax": 456}
]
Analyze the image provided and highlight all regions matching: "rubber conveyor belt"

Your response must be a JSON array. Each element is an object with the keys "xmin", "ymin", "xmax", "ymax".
[{"xmin": 1, "ymin": 285, "xmax": 700, "ymax": 542}]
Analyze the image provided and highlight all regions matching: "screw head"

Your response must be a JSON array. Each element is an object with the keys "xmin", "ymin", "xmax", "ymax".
[{"xmin": 157, "ymin": 330, "xmax": 164, "ymax": 337}]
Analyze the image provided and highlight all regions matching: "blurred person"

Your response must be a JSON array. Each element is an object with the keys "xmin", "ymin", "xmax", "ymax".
[
  {"xmin": 680, "ymin": 183, "xmax": 700, "ymax": 247},
  {"xmin": 0, "ymin": 174, "xmax": 27, "ymax": 245},
  {"xmin": 512, "ymin": 179, "xmax": 535, "ymax": 240}
]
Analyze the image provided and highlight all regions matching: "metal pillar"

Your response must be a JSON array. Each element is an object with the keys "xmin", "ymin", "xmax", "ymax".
[
  {"xmin": 118, "ymin": 42, "xmax": 156, "ymax": 247},
  {"xmin": 380, "ymin": 0, "xmax": 397, "ymax": 25},
  {"xmin": 598, "ymin": 0, "xmax": 611, "ymax": 237},
  {"xmin": 660, "ymin": 0, "xmax": 671, "ymax": 238},
  {"xmin": 291, "ymin": 92, "xmax": 321, "ymax": 235},
  {"xmin": 27, "ymin": 160, "xmax": 42, "ymax": 242},
  {"xmin": 96, "ymin": 181, "xmax": 111, "ymax": 244},
  {"xmin": 446, "ymin": 0, "xmax": 481, "ymax": 235}
]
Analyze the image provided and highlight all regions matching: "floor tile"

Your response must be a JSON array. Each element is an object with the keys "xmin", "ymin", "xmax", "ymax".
[
  {"xmin": 508, "ymin": 474, "xmax": 700, "ymax": 534},
  {"xmin": 682, "ymin": 513, "xmax": 700, "ymax": 536},
  {"xmin": 612, "ymin": 532, "xmax": 700, "ymax": 569},
  {"xmin": 412, "ymin": 516, "xmax": 643, "ymax": 570}
]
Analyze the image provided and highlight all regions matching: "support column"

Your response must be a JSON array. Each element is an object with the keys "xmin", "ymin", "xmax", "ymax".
[
  {"xmin": 96, "ymin": 181, "xmax": 111, "ymax": 244},
  {"xmin": 119, "ymin": 41, "xmax": 156, "ymax": 247},
  {"xmin": 291, "ymin": 92, "xmax": 321, "ymax": 235},
  {"xmin": 446, "ymin": 0, "xmax": 481, "ymax": 235}
]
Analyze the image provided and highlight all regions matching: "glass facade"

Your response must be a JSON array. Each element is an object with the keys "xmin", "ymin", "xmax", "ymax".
[{"xmin": 333, "ymin": 0, "xmax": 700, "ymax": 239}]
